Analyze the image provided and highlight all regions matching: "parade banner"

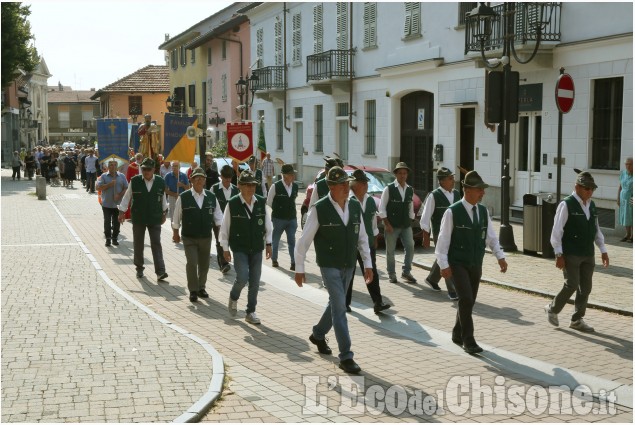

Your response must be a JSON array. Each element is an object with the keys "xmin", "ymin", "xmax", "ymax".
[
  {"xmin": 164, "ymin": 113, "xmax": 197, "ymax": 162},
  {"xmin": 96, "ymin": 119, "xmax": 129, "ymax": 164},
  {"xmin": 227, "ymin": 122, "xmax": 253, "ymax": 163},
  {"xmin": 128, "ymin": 123, "xmax": 140, "ymax": 155},
  {"xmin": 257, "ymin": 121, "xmax": 267, "ymax": 161}
]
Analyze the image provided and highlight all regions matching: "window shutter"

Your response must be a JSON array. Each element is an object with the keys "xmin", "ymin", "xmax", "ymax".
[
  {"xmin": 336, "ymin": 2, "xmax": 348, "ymax": 50},
  {"xmin": 221, "ymin": 74, "xmax": 227, "ymax": 102},
  {"xmin": 404, "ymin": 3, "xmax": 412, "ymax": 36},
  {"xmin": 292, "ymin": 13, "xmax": 302, "ymax": 64},
  {"xmin": 313, "ymin": 4, "xmax": 323, "ymax": 53},
  {"xmin": 274, "ymin": 18, "xmax": 283, "ymax": 66},
  {"xmin": 364, "ymin": 2, "xmax": 377, "ymax": 48},
  {"xmin": 411, "ymin": 2, "xmax": 421, "ymax": 35},
  {"xmin": 207, "ymin": 78, "xmax": 213, "ymax": 104},
  {"xmin": 256, "ymin": 28, "xmax": 264, "ymax": 68}
]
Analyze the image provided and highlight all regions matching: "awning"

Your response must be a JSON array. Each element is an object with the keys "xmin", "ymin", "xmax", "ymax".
[{"xmin": 440, "ymin": 101, "xmax": 478, "ymax": 108}]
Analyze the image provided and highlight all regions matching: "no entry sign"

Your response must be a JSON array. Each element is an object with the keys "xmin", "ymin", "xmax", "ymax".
[{"xmin": 555, "ymin": 73, "xmax": 575, "ymax": 113}]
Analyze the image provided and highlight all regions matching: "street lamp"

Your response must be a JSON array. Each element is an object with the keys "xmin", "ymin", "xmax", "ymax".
[
  {"xmin": 165, "ymin": 93, "xmax": 183, "ymax": 114},
  {"xmin": 467, "ymin": 2, "xmax": 556, "ymax": 252},
  {"xmin": 235, "ymin": 74, "xmax": 259, "ymax": 121}
]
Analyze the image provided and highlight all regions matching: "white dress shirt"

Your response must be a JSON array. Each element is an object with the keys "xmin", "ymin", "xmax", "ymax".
[
  {"xmin": 118, "ymin": 174, "xmax": 168, "ymax": 212},
  {"xmin": 171, "ymin": 189, "xmax": 223, "ymax": 230},
  {"xmin": 266, "ymin": 180, "xmax": 294, "ymax": 208},
  {"xmin": 378, "ymin": 181, "xmax": 415, "ymax": 220},
  {"xmin": 419, "ymin": 188, "xmax": 456, "ymax": 233},
  {"xmin": 295, "ymin": 193, "xmax": 372, "ymax": 274},
  {"xmin": 219, "ymin": 193, "xmax": 273, "ymax": 251},
  {"xmin": 435, "ymin": 198, "xmax": 505, "ymax": 270},
  {"xmin": 550, "ymin": 191, "xmax": 607, "ymax": 255}
]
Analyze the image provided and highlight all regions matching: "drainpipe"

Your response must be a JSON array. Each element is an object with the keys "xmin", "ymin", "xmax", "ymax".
[
  {"xmin": 349, "ymin": 2, "xmax": 357, "ymax": 132},
  {"xmin": 283, "ymin": 2, "xmax": 291, "ymax": 131}
]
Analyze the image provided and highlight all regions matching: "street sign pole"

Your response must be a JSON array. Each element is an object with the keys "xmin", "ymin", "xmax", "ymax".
[{"xmin": 555, "ymin": 68, "xmax": 575, "ymax": 203}]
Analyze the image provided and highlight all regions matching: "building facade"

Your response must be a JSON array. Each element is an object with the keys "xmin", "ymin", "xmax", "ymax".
[{"xmin": 47, "ymin": 84, "xmax": 100, "ymax": 145}]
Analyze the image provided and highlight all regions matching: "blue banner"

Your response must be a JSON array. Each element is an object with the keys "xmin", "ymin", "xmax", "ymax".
[
  {"xmin": 128, "ymin": 123, "xmax": 140, "ymax": 154},
  {"xmin": 164, "ymin": 113, "xmax": 198, "ymax": 162},
  {"xmin": 96, "ymin": 119, "xmax": 129, "ymax": 164}
]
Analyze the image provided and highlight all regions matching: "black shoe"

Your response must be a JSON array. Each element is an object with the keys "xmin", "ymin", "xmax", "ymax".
[
  {"xmin": 272, "ymin": 260, "xmax": 279, "ymax": 267},
  {"xmin": 346, "ymin": 306, "xmax": 352, "ymax": 313},
  {"xmin": 309, "ymin": 334, "xmax": 332, "ymax": 354},
  {"xmin": 424, "ymin": 278, "xmax": 442, "ymax": 291},
  {"xmin": 451, "ymin": 336, "xmax": 463, "ymax": 346},
  {"xmin": 339, "ymin": 358, "xmax": 362, "ymax": 374},
  {"xmin": 463, "ymin": 344, "xmax": 483, "ymax": 354},
  {"xmin": 136, "ymin": 270, "xmax": 144, "ymax": 278},
  {"xmin": 189, "ymin": 293, "xmax": 198, "ymax": 302},
  {"xmin": 221, "ymin": 264, "xmax": 231, "ymax": 274},
  {"xmin": 448, "ymin": 291, "xmax": 459, "ymax": 301},
  {"xmin": 198, "ymin": 289, "xmax": 209, "ymax": 298},
  {"xmin": 290, "ymin": 263, "xmax": 295, "ymax": 271},
  {"xmin": 105, "ymin": 239, "xmax": 111, "ymax": 247},
  {"xmin": 112, "ymin": 239, "xmax": 119, "ymax": 246},
  {"xmin": 157, "ymin": 272, "xmax": 168, "ymax": 281},
  {"xmin": 373, "ymin": 302, "xmax": 391, "ymax": 314}
]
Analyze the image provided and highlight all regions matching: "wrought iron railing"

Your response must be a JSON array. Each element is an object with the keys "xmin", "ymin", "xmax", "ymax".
[
  {"xmin": 464, "ymin": 2, "xmax": 561, "ymax": 55},
  {"xmin": 251, "ymin": 66, "xmax": 286, "ymax": 91},
  {"xmin": 306, "ymin": 49, "xmax": 354, "ymax": 82}
]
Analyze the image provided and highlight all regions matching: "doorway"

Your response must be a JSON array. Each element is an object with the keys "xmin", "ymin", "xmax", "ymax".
[
  {"xmin": 512, "ymin": 113, "xmax": 542, "ymax": 206},
  {"xmin": 400, "ymin": 91, "xmax": 434, "ymax": 195}
]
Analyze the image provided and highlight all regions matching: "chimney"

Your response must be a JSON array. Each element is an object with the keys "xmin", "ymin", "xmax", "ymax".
[
  {"xmin": 58, "ymin": 81, "xmax": 63, "ymax": 91},
  {"xmin": 90, "ymin": 88, "xmax": 95, "ymax": 91},
  {"xmin": 165, "ymin": 33, "xmax": 170, "ymax": 41}
]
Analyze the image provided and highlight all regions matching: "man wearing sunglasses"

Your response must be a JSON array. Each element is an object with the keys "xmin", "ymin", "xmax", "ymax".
[{"xmin": 544, "ymin": 170, "xmax": 610, "ymax": 333}]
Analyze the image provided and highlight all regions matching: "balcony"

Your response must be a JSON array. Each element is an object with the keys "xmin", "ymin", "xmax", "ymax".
[
  {"xmin": 306, "ymin": 49, "xmax": 354, "ymax": 95},
  {"xmin": 465, "ymin": 2, "xmax": 561, "ymax": 66},
  {"xmin": 251, "ymin": 66, "xmax": 286, "ymax": 102}
]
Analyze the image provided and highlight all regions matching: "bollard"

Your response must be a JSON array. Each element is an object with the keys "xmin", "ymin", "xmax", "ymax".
[{"xmin": 36, "ymin": 175, "xmax": 46, "ymax": 200}]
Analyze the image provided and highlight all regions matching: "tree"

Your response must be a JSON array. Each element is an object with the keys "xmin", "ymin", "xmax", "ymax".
[{"xmin": 1, "ymin": 2, "xmax": 38, "ymax": 88}]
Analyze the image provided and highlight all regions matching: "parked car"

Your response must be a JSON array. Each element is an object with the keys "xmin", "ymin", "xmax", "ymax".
[
  {"xmin": 299, "ymin": 165, "xmax": 423, "ymax": 245},
  {"xmin": 180, "ymin": 156, "xmax": 249, "ymax": 177}
]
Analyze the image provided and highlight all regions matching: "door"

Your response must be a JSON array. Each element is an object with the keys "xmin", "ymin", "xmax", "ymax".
[
  {"xmin": 294, "ymin": 121, "xmax": 304, "ymax": 182},
  {"xmin": 400, "ymin": 91, "xmax": 434, "ymax": 195},
  {"xmin": 336, "ymin": 120, "xmax": 348, "ymax": 162},
  {"xmin": 512, "ymin": 113, "xmax": 542, "ymax": 206}
]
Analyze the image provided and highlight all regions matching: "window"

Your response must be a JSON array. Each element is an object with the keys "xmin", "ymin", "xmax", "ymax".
[
  {"xmin": 256, "ymin": 28, "xmax": 264, "ymax": 68},
  {"xmin": 276, "ymin": 108, "xmax": 283, "ymax": 150},
  {"xmin": 58, "ymin": 108, "xmax": 70, "ymax": 128},
  {"xmin": 82, "ymin": 108, "xmax": 94, "ymax": 129},
  {"xmin": 171, "ymin": 49, "xmax": 178, "ymax": 70},
  {"xmin": 336, "ymin": 2, "xmax": 348, "ymax": 50},
  {"xmin": 188, "ymin": 84, "xmax": 196, "ymax": 108},
  {"xmin": 207, "ymin": 47, "xmax": 212, "ymax": 65},
  {"xmin": 363, "ymin": 2, "xmax": 377, "ymax": 48},
  {"xmin": 313, "ymin": 4, "xmax": 323, "ymax": 53},
  {"xmin": 274, "ymin": 17, "xmax": 283, "ymax": 66},
  {"xmin": 191, "ymin": 48, "xmax": 196, "ymax": 64},
  {"xmin": 294, "ymin": 107, "xmax": 303, "ymax": 119},
  {"xmin": 336, "ymin": 102, "xmax": 349, "ymax": 117},
  {"xmin": 128, "ymin": 96, "xmax": 142, "ymax": 116},
  {"xmin": 404, "ymin": 2, "xmax": 421, "ymax": 38},
  {"xmin": 221, "ymin": 74, "xmax": 227, "ymax": 102},
  {"xmin": 180, "ymin": 46, "xmax": 186, "ymax": 66},
  {"xmin": 458, "ymin": 2, "xmax": 477, "ymax": 26},
  {"xmin": 591, "ymin": 77, "xmax": 623, "ymax": 170},
  {"xmin": 365, "ymin": 100, "xmax": 376, "ymax": 155},
  {"xmin": 315, "ymin": 105, "xmax": 323, "ymax": 152},
  {"xmin": 207, "ymin": 78, "xmax": 213, "ymax": 104},
  {"xmin": 292, "ymin": 13, "xmax": 302, "ymax": 65},
  {"xmin": 222, "ymin": 40, "xmax": 227, "ymax": 60}
]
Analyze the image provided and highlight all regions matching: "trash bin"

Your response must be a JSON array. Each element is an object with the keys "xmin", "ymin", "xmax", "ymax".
[{"xmin": 523, "ymin": 193, "xmax": 557, "ymax": 258}]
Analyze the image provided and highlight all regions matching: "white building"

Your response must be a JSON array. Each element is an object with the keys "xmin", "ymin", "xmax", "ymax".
[{"xmin": 242, "ymin": 2, "xmax": 632, "ymax": 234}]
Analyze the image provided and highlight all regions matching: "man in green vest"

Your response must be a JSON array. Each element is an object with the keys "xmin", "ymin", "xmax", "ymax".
[
  {"xmin": 117, "ymin": 158, "xmax": 169, "ymax": 280},
  {"xmin": 220, "ymin": 170, "xmax": 273, "ymax": 325},
  {"xmin": 419, "ymin": 167, "xmax": 460, "ymax": 300},
  {"xmin": 295, "ymin": 166, "xmax": 373, "ymax": 374},
  {"xmin": 309, "ymin": 157, "xmax": 343, "ymax": 209},
  {"xmin": 379, "ymin": 162, "xmax": 417, "ymax": 284},
  {"xmin": 346, "ymin": 169, "xmax": 391, "ymax": 314},
  {"xmin": 544, "ymin": 171, "xmax": 609, "ymax": 333},
  {"xmin": 172, "ymin": 168, "xmax": 224, "ymax": 303},
  {"xmin": 435, "ymin": 171, "xmax": 508, "ymax": 354},
  {"xmin": 212, "ymin": 165, "xmax": 239, "ymax": 274},
  {"xmin": 247, "ymin": 155, "xmax": 267, "ymax": 198},
  {"xmin": 266, "ymin": 163, "xmax": 299, "ymax": 270}
]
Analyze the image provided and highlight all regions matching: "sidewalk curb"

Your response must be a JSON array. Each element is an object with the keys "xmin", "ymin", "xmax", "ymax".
[
  {"xmin": 411, "ymin": 260, "xmax": 633, "ymax": 317},
  {"xmin": 48, "ymin": 198, "xmax": 225, "ymax": 422}
]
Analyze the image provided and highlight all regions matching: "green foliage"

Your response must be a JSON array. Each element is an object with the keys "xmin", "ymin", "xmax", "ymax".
[
  {"xmin": 209, "ymin": 134, "xmax": 228, "ymax": 158},
  {"xmin": 1, "ymin": 2, "xmax": 38, "ymax": 88}
]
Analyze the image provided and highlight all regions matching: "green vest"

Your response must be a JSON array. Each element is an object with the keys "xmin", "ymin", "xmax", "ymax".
[
  {"xmin": 386, "ymin": 183, "xmax": 413, "ymax": 229},
  {"xmin": 351, "ymin": 194, "xmax": 377, "ymax": 246},
  {"xmin": 447, "ymin": 202, "xmax": 487, "ymax": 267},
  {"xmin": 227, "ymin": 194, "xmax": 266, "ymax": 254},
  {"xmin": 314, "ymin": 197, "xmax": 362, "ymax": 268},
  {"xmin": 180, "ymin": 189, "xmax": 217, "ymax": 238},
  {"xmin": 562, "ymin": 196, "xmax": 597, "ymax": 257},
  {"xmin": 130, "ymin": 175, "xmax": 166, "ymax": 226},
  {"xmin": 271, "ymin": 180, "xmax": 298, "ymax": 220},
  {"xmin": 212, "ymin": 182, "xmax": 239, "ymax": 211},
  {"xmin": 254, "ymin": 169, "xmax": 264, "ymax": 197},
  {"xmin": 315, "ymin": 178, "xmax": 329, "ymax": 200},
  {"xmin": 430, "ymin": 188, "xmax": 460, "ymax": 237}
]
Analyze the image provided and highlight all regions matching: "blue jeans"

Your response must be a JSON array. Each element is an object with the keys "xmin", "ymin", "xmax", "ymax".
[
  {"xmin": 230, "ymin": 251, "xmax": 263, "ymax": 314},
  {"xmin": 271, "ymin": 217, "xmax": 297, "ymax": 263},
  {"xmin": 384, "ymin": 226, "xmax": 414, "ymax": 276},
  {"xmin": 313, "ymin": 267, "xmax": 355, "ymax": 361}
]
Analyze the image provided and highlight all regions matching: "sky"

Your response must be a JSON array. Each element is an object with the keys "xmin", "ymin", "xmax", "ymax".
[{"xmin": 26, "ymin": 0, "xmax": 233, "ymax": 91}]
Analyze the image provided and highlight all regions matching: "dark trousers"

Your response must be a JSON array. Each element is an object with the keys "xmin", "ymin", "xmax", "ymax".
[
  {"xmin": 346, "ymin": 247, "xmax": 383, "ymax": 307},
  {"xmin": 550, "ymin": 255, "xmax": 594, "ymax": 321},
  {"xmin": 86, "ymin": 172, "xmax": 97, "ymax": 192},
  {"xmin": 183, "ymin": 236, "xmax": 212, "ymax": 293},
  {"xmin": 451, "ymin": 263, "xmax": 482, "ymax": 346},
  {"xmin": 102, "ymin": 207, "xmax": 120, "ymax": 241},
  {"xmin": 132, "ymin": 223, "xmax": 165, "ymax": 275},
  {"xmin": 212, "ymin": 226, "xmax": 229, "ymax": 269},
  {"xmin": 427, "ymin": 234, "xmax": 456, "ymax": 293},
  {"xmin": 11, "ymin": 166, "xmax": 21, "ymax": 180}
]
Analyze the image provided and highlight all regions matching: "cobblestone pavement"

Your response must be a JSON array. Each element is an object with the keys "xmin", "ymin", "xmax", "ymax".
[{"xmin": 2, "ymin": 170, "xmax": 632, "ymax": 422}]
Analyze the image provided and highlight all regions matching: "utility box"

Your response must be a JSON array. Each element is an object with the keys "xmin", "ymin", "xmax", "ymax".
[{"xmin": 523, "ymin": 193, "xmax": 556, "ymax": 258}]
